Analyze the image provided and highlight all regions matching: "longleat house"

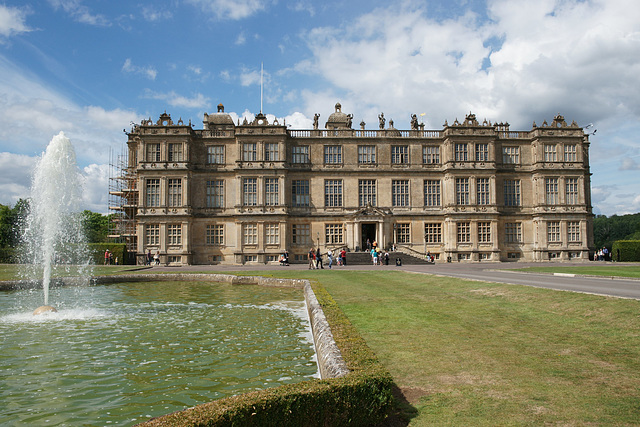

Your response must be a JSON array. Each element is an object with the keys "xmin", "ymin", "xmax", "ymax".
[{"xmin": 109, "ymin": 103, "xmax": 594, "ymax": 265}]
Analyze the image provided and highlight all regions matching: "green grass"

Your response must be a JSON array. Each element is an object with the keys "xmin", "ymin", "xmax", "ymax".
[
  {"xmin": 512, "ymin": 264, "xmax": 640, "ymax": 278},
  {"xmin": 3, "ymin": 266, "xmax": 640, "ymax": 425}
]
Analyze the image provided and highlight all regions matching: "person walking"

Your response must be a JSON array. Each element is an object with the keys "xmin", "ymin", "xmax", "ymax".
[
  {"xmin": 315, "ymin": 248, "xmax": 324, "ymax": 269},
  {"xmin": 308, "ymin": 248, "xmax": 316, "ymax": 269},
  {"xmin": 327, "ymin": 250, "xmax": 333, "ymax": 269},
  {"xmin": 340, "ymin": 248, "xmax": 347, "ymax": 266}
]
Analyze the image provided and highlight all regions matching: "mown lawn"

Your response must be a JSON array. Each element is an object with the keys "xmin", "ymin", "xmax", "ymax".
[
  {"xmin": 2, "ymin": 266, "xmax": 640, "ymax": 425},
  {"xmin": 512, "ymin": 264, "xmax": 640, "ymax": 278}
]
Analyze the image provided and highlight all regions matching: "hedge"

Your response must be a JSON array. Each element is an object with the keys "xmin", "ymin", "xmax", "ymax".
[
  {"xmin": 611, "ymin": 240, "xmax": 640, "ymax": 262},
  {"xmin": 87, "ymin": 243, "xmax": 128, "ymax": 265},
  {"xmin": 0, "ymin": 247, "xmax": 16, "ymax": 263},
  {"xmin": 138, "ymin": 281, "xmax": 395, "ymax": 426}
]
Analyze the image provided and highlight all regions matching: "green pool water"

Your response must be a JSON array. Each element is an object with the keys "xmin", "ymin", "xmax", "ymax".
[{"xmin": 0, "ymin": 281, "xmax": 318, "ymax": 426}]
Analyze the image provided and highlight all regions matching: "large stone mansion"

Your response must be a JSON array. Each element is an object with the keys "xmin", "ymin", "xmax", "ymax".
[{"xmin": 111, "ymin": 103, "xmax": 594, "ymax": 264}]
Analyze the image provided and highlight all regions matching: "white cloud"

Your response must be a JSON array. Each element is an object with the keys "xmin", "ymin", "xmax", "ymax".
[
  {"xmin": 0, "ymin": 5, "xmax": 32, "ymax": 39},
  {"xmin": 142, "ymin": 89, "xmax": 211, "ymax": 109},
  {"xmin": 47, "ymin": 0, "xmax": 110, "ymax": 26},
  {"xmin": 288, "ymin": 1, "xmax": 314, "ymax": 16},
  {"xmin": 122, "ymin": 58, "xmax": 157, "ymax": 80},
  {"xmin": 235, "ymin": 31, "xmax": 247, "ymax": 45},
  {"xmin": 185, "ymin": 0, "xmax": 268, "ymax": 20},
  {"xmin": 620, "ymin": 157, "xmax": 640, "ymax": 171},
  {"xmin": 141, "ymin": 5, "xmax": 173, "ymax": 22},
  {"xmin": 0, "ymin": 152, "xmax": 36, "ymax": 206},
  {"xmin": 81, "ymin": 163, "xmax": 110, "ymax": 214}
]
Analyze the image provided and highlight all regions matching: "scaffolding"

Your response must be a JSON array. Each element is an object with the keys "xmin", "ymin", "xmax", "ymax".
[{"xmin": 108, "ymin": 147, "xmax": 138, "ymax": 256}]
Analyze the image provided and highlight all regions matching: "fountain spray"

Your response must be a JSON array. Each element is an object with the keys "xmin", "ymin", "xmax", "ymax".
[{"xmin": 22, "ymin": 132, "xmax": 89, "ymax": 313}]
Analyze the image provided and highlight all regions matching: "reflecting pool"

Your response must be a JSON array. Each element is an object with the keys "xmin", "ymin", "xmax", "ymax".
[{"xmin": 0, "ymin": 281, "xmax": 318, "ymax": 426}]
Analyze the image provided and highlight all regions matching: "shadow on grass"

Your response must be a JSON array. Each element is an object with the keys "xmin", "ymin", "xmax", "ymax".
[{"xmin": 378, "ymin": 383, "xmax": 420, "ymax": 426}]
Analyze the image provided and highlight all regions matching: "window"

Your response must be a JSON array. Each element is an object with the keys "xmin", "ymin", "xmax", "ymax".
[
  {"xmin": 424, "ymin": 180, "xmax": 441, "ymax": 207},
  {"xmin": 424, "ymin": 223, "xmax": 442, "ymax": 243},
  {"xmin": 504, "ymin": 179, "xmax": 521, "ymax": 207},
  {"xmin": 502, "ymin": 146, "xmax": 520, "ymax": 164},
  {"xmin": 324, "ymin": 180, "xmax": 343, "ymax": 207},
  {"xmin": 207, "ymin": 145, "xmax": 224, "ymax": 164},
  {"xmin": 146, "ymin": 143, "xmax": 160, "ymax": 162},
  {"xmin": 145, "ymin": 178, "xmax": 160, "ymax": 207},
  {"xmin": 564, "ymin": 144, "xmax": 577, "ymax": 162},
  {"xmin": 206, "ymin": 180, "xmax": 224, "ymax": 208},
  {"xmin": 265, "ymin": 178, "xmax": 279, "ymax": 206},
  {"xmin": 145, "ymin": 224, "xmax": 159, "ymax": 246},
  {"xmin": 566, "ymin": 178, "xmax": 579, "ymax": 205},
  {"xmin": 391, "ymin": 145, "xmax": 409, "ymax": 164},
  {"xmin": 243, "ymin": 178, "xmax": 257, "ymax": 206},
  {"xmin": 396, "ymin": 223, "xmax": 410, "ymax": 243},
  {"xmin": 265, "ymin": 143, "xmax": 279, "ymax": 161},
  {"xmin": 206, "ymin": 224, "xmax": 224, "ymax": 245},
  {"xmin": 243, "ymin": 223, "xmax": 258, "ymax": 245},
  {"xmin": 477, "ymin": 178, "xmax": 490, "ymax": 205},
  {"xmin": 167, "ymin": 224, "xmax": 181, "ymax": 245},
  {"xmin": 265, "ymin": 223, "xmax": 280, "ymax": 245},
  {"xmin": 505, "ymin": 223, "xmax": 522, "ymax": 243},
  {"xmin": 292, "ymin": 224, "xmax": 310, "ymax": 245},
  {"xmin": 545, "ymin": 178, "xmax": 559, "ymax": 205},
  {"xmin": 547, "ymin": 221, "xmax": 561, "ymax": 243},
  {"xmin": 392, "ymin": 180, "xmax": 410, "ymax": 207},
  {"xmin": 478, "ymin": 222, "xmax": 491, "ymax": 243},
  {"xmin": 292, "ymin": 145, "xmax": 310, "ymax": 164},
  {"xmin": 455, "ymin": 143, "xmax": 468, "ymax": 161},
  {"xmin": 167, "ymin": 178, "xmax": 182, "ymax": 207},
  {"xmin": 456, "ymin": 178, "xmax": 470, "ymax": 205},
  {"xmin": 292, "ymin": 180, "xmax": 310, "ymax": 207},
  {"xmin": 423, "ymin": 146, "xmax": 440, "ymax": 164},
  {"xmin": 457, "ymin": 222, "xmax": 471, "ymax": 243},
  {"xmin": 168, "ymin": 143, "xmax": 183, "ymax": 162},
  {"xmin": 325, "ymin": 224, "xmax": 343, "ymax": 244},
  {"xmin": 544, "ymin": 144, "xmax": 557, "ymax": 162},
  {"xmin": 358, "ymin": 180, "xmax": 376, "ymax": 207},
  {"xmin": 475, "ymin": 143, "xmax": 489, "ymax": 162},
  {"xmin": 358, "ymin": 145, "xmax": 376, "ymax": 164},
  {"xmin": 324, "ymin": 145, "xmax": 342, "ymax": 164},
  {"xmin": 242, "ymin": 143, "xmax": 257, "ymax": 161},
  {"xmin": 567, "ymin": 221, "xmax": 580, "ymax": 242}
]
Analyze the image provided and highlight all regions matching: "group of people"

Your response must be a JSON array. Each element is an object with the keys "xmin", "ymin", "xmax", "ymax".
[
  {"xmin": 146, "ymin": 249, "xmax": 161, "ymax": 265},
  {"xmin": 369, "ymin": 243, "xmax": 390, "ymax": 265},
  {"xmin": 103, "ymin": 249, "xmax": 117, "ymax": 265},
  {"xmin": 595, "ymin": 247, "xmax": 610, "ymax": 261},
  {"xmin": 308, "ymin": 247, "xmax": 348, "ymax": 269}
]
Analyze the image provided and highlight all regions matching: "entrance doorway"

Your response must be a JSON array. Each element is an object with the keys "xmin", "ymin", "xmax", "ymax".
[{"xmin": 361, "ymin": 223, "xmax": 376, "ymax": 251}]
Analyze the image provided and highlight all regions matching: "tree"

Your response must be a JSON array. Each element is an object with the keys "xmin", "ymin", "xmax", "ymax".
[
  {"xmin": 593, "ymin": 213, "xmax": 640, "ymax": 249},
  {"xmin": 81, "ymin": 210, "xmax": 110, "ymax": 243}
]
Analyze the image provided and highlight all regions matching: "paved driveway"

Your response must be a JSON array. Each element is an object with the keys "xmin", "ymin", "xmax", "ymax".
[{"xmin": 135, "ymin": 261, "xmax": 640, "ymax": 300}]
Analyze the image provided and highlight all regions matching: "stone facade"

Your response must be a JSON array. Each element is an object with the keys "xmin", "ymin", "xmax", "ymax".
[{"xmin": 118, "ymin": 103, "xmax": 594, "ymax": 264}]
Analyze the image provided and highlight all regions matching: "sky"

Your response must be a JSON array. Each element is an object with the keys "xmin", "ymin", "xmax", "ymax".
[{"xmin": 0, "ymin": 0, "xmax": 638, "ymax": 216}]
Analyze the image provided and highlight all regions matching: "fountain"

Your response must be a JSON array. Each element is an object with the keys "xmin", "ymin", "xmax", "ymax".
[{"xmin": 20, "ymin": 131, "xmax": 90, "ymax": 314}]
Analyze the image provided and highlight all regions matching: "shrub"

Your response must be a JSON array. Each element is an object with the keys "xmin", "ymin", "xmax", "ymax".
[{"xmin": 611, "ymin": 240, "xmax": 640, "ymax": 262}]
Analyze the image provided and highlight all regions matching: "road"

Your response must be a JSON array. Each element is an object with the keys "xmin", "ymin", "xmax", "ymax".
[
  {"xmin": 135, "ymin": 260, "xmax": 640, "ymax": 300},
  {"xmin": 403, "ymin": 262, "xmax": 640, "ymax": 300}
]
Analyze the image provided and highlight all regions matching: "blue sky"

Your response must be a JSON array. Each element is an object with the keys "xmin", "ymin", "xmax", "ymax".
[{"xmin": 0, "ymin": 0, "xmax": 639, "ymax": 215}]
